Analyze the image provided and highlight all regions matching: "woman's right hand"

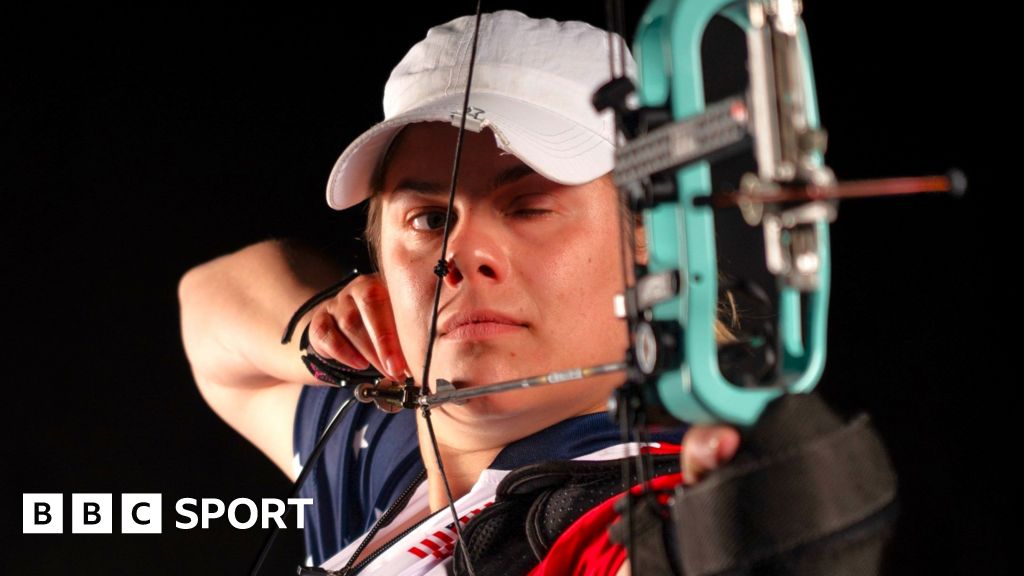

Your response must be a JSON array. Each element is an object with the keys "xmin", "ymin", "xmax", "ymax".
[{"xmin": 306, "ymin": 273, "xmax": 410, "ymax": 382}]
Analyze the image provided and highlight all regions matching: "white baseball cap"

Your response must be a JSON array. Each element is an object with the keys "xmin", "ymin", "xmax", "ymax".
[{"xmin": 325, "ymin": 10, "xmax": 636, "ymax": 211}]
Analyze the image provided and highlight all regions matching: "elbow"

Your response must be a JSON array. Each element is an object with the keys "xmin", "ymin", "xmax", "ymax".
[
  {"xmin": 178, "ymin": 261, "xmax": 225, "ymax": 396},
  {"xmin": 178, "ymin": 265, "xmax": 204, "ymax": 376},
  {"xmin": 178, "ymin": 261, "xmax": 211, "ymax": 354}
]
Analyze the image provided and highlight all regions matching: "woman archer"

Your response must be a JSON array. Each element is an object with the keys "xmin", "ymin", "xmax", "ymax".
[{"xmin": 179, "ymin": 10, "xmax": 740, "ymax": 574}]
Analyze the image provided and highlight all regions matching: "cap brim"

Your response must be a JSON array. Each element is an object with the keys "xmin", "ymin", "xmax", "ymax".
[{"xmin": 325, "ymin": 91, "xmax": 615, "ymax": 211}]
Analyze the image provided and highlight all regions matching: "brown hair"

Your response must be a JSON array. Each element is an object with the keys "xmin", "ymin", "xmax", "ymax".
[{"xmin": 363, "ymin": 128, "xmax": 400, "ymax": 275}]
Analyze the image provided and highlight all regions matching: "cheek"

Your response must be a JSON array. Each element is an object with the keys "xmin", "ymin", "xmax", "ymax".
[
  {"xmin": 523, "ymin": 205, "xmax": 628, "ymax": 361},
  {"xmin": 380, "ymin": 236, "xmax": 437, "ymax": 366},
  {"xmin": 540, "ymin": 212, "xmax": 624, "ymax": 316}
]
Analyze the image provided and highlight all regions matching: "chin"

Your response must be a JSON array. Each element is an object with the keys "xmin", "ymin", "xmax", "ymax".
[
  {"xmin": 431, "ymin": 349, "xmax": 538, "ymax": 390},
  {"xmin": 438, "ymin": 395, "xmax": 512, "ymax": 421}
]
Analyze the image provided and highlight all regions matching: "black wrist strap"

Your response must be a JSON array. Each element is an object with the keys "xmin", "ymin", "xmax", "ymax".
[{"xmin": 298, "ymin": 320, "xmax": 380, "ymax": 387}]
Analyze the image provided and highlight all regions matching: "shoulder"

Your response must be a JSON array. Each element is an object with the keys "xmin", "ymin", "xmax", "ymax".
[
  {"xmin": 293, "ymin": 385, "xmax": 423, "ymax": 565},
  {"xmin": 531, "ymin": 470, "xmax": 684, "ymax": 576},
  {"xmin": 456, "ymin": 444, "xmax": 682, "ymax": 576}
]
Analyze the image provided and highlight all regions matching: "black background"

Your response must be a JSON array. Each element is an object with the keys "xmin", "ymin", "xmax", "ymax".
[{"xmin": 3, "ymin": 2, "xmax": 999, "ymax": 574}]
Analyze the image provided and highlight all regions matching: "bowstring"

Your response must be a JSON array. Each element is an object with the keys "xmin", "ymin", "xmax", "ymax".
[
  {"xmin": 421, "ymin": 5, "xmax": 647, "ymax": 576},
  {"xmin": 416, "ymin": 2, "xmax": 482, "ymax": 575}
]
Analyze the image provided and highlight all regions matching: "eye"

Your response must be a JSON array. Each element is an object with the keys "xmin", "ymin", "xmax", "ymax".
[
  {"xmin": 512, "ymin": 208, "xmax": 551, "ymax": 217},
  {"xmin": 507, "ymin": 194, "xmax": 556, "ymax": 219},
  {"xmin": 409, "ymin": 209, "xmax": 451, "ymax": 232}
]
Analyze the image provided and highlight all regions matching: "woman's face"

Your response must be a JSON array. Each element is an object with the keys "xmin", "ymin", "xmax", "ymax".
[{"xmin": 378, "ymin": 122, "xmax": 631, "ymax": 445}]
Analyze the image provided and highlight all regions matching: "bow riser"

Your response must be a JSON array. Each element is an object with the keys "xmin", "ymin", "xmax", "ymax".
[{"xmin": 621, "ymin": 0, "xmax": 832, "ymax": 426}]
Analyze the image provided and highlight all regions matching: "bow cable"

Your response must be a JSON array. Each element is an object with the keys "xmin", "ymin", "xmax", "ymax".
[
  {"xmin": 602, "ymin": 2, "xmax": 656, "ymax": 574},
  {"xmin": 415, "ymin": 2, "xmax": 484, "ymax": 575}
]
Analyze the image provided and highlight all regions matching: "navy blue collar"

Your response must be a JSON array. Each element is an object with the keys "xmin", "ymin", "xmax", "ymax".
[{"xmin": 488, "ymin": 412, "xmax": 687, "ymax": 470}]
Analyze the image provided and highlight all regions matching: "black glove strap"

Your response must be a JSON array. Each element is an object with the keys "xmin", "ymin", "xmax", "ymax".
[{"xmin": 297, "ymin": 320, "xmax": 380, "ymax": 387}]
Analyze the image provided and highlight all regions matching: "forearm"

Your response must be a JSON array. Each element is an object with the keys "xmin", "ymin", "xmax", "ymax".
[{"xmin": 178, "ymin": 238, "xmax": 348, "ymax": 390}]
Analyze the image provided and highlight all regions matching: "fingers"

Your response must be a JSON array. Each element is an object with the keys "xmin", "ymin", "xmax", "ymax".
[
  {"xmin": 350, "ymin": 279, "xmax": 409, "ymax": 381},
  {"xmin": 308, "ymin": 305, "xmax": 374, "ymax": 370},
  {"xmin": 305, "ymin": 274, "xmax": 408, "ymax": 382},
  {"xmin": 681, "ymin": 425, "xmax": 741, "ymax": 485}
]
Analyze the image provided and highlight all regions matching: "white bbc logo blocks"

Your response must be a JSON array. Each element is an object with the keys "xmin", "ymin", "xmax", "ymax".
[
  {"xmin": 23, "ymin": 493, "xmax": 164, "ymax": 534},
  {"xmin": 23, "ymin": 494, "xmax": 63, "ymax": 533},
  {"xmin": 72, "ymin": 494, "xmax": 113, "ymax": 533},
  {"xmin": 23, "ymin": 493, "xmax": 307, "ymax": 533},
  {"xmin": 122, "ymin": 494, "xmax": 162, "ymax": 534}
]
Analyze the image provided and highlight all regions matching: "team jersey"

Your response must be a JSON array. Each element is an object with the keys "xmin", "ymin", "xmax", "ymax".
[{"xmin": 293, "ymin": 384, "xmax": 687, "ymax": 570}]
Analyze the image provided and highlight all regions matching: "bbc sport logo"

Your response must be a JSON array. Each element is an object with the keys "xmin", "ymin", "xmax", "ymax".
[{"xmin": 22, "ymin": 493, "xmax": 312, "ymax": 534}]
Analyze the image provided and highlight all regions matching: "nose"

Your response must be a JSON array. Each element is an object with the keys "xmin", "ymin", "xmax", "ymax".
[{"xmin": 442, "ymin": 215, "xmax": 507, "ymax": 288}]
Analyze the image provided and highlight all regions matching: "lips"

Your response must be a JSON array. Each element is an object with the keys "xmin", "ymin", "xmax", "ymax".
[{"xmin": 439, "ymin": 310, "xmax": 527, "ymax": 341}]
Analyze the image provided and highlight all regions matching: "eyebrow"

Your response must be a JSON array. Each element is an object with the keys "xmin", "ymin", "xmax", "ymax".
[{"xmin": 391, "ymin": 163, "xmax": 537, "ymax": 197}]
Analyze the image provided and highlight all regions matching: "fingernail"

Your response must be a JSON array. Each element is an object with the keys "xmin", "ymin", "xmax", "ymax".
[{"xmin": 385, "ymin": 355, "xmax": 401, "ymax": 380}]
